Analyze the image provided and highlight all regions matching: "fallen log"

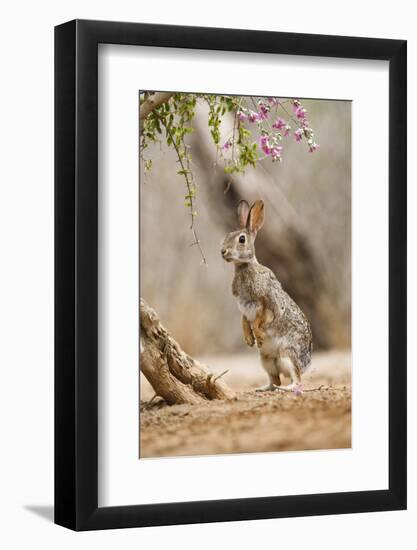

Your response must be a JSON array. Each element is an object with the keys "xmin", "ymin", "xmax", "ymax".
[{"xmin": 140, "ymin": 298, "xmax": 236, "ymax": 405}]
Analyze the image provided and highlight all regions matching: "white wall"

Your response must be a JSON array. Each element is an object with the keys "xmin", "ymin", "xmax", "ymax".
[{"xmin": 0, "ymin": 1, "xmax": 414, "ymax": 547}]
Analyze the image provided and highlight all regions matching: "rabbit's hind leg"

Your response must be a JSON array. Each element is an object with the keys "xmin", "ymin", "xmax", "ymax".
[
  {"xmin": 255, "ymin": 354, "xmax": 280, "ymax": 391},
  {"xmin": 276, "ymin": 355, "xmax": 301, "ymax": 389}
]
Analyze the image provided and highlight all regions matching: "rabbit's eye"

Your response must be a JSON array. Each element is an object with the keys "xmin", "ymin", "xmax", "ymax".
[{"xmin": 239, "ymin": 234, "xmax": 246, "ymax": 244}]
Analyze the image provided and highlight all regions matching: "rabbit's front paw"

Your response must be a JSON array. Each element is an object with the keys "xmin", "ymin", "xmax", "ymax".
[
  {"xmin": 255, "ymin": 332, "xmax": 265, "ymax": 348},
  {"xmin": 244, "ymin": 333, "xmax": 255, "ymax": 347}
]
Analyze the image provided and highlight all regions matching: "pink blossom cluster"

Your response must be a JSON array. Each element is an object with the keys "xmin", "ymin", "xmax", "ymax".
[
  {"xmin": 222, "ymin": 97, "xmax": 320, "ymax": 160},
  {"xmin": 221, "ymin": 139, "xmax": 232, "ymax": 152},
  {"xmin": 294, "ymin": 128, "xmax": 303, "ymax": 142},
  {"xmin": 259, "ymin": 134, "xmax": 283, "ymax": 161},
  {"xmin": 272, "ymin": 117, "xmax": 291, "ymax": 136},
  {"xmin": 272, "ymin": 117, "xmax": 286, "ymax": 130},
  {"xmin": 267, "ymin": 97, "xmax": 280, "ymax": 107},
  {"xmin": 258, "ymin": 101, "xmax": 270, "ymax": 120},
  {"xmin": 293, "ymin": 384, "xmax": 304, "ymax": 396},
  {"xmin": 292, "ymin": 99, "xmax": 307, "ymax": 121},
  {"xmin": 308, "ymin": 142, "xmax": 320, "ymax": 153},
  {"xmin": 291, "ymin": 99, "xmax": 320, "ymax": 152},
  {"xmin": 239, "ymin": 101, "xmax": 270, "ymax": 123}
]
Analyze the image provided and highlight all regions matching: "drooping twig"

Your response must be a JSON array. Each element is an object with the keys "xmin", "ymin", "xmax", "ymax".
[{"xmin": 153, "ymin": 110, "xmax": 207, "ymax": 264}]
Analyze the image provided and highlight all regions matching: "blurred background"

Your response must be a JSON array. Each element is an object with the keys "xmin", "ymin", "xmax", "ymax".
[{"xmin": 140, "ymin": 97, "xmax": 351, "ymax": 358}]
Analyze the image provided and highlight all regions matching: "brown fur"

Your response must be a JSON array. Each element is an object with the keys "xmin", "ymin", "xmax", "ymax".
[
  {"xmin": 242, "ymin": 315, "xmax": 255, "ymax": 347},
  {"xmin": 221, "ymin": 200, "xmax": 313, "ymax": 385}
]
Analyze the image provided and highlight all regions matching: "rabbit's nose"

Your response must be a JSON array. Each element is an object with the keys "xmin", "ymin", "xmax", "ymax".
[{"xmin": 221, "ymin": 248, "xmax": 228, "ymax": 257}]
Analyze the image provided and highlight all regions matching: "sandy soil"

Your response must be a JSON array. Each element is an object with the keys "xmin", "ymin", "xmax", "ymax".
[{"xmin": 140, "ymin": 350, "xmax": 351, "ymax": 458}]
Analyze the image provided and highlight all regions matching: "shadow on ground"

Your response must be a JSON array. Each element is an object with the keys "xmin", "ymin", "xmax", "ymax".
[{"xmin": 24, "ymin": 505, "xmax": 54, "ymax": 523}]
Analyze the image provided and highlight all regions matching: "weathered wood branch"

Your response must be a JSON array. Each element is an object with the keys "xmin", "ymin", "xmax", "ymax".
[
  {"xmin": 139, "ymin": 92, "xmax": 174, "ymax": 133},
  {"xmin": 140, "ymin": 298, "xmax": 236, "ymax": 405}
]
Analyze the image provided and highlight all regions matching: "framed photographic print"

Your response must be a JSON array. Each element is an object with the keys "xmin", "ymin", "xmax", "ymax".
[{"xmin": 55, "ymin": 19, "xmax": 407, "ymax": 530}]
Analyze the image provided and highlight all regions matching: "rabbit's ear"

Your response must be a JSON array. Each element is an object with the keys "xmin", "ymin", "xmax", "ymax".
[
  {"xmin": 247, "ymin": 200, "xmax": 265, "ymax": 234},
  {"xmin": 237, "ymin": 200, "xmax": 250, "ymax": 228}
]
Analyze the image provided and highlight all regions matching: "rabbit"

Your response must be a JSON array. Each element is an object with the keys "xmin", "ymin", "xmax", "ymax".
[{"xmin": 221, "ymin": 199, "xmax": 312, "ymax": 391}]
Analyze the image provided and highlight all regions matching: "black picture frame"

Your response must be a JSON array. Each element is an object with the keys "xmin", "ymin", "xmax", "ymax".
[{"xmin": 55, "ymin": 19, "xmax": 407, "ymax": 531}]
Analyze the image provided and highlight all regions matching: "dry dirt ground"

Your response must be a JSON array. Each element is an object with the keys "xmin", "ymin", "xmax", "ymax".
[{"xmin": 140, "ymin": 350, "xmax": 351, "ymax": 458}]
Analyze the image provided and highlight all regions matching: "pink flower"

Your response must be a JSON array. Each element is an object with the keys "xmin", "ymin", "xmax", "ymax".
[
  {"xmin": 284, "ymin": 125, "xmax": 291, "ymax": 137},
  {"xmin": 258, "ymin": 134, "xmax": 270, "ymax": 154},
  {"xmin": 248, "ymin": 110, "xmax": 260, "ymax": 122},
  {"xmin": 309, "ymin": 142, "xmax": 320, "ymax": 153},
  {"xmin": 221, "ymin": 140, "xmax": 232, "ymax": 151},
  {"xmin": 267, "ymin": 97, "xmax": 280, "ymax": 106},
  {"xmin": 259, "ymin": 134, "xmax": 268, "ymax": 146},
  {"xmin": 258, "ymin": 102, "xmax": 270, "ymax": 120},
  {"xmin": 246, "ymin": 102, "xmax": 270, "ymax": 123},
  {"xmin": 292, "ymin": 99, "xmax": 301, "ymax": 109},
  {"xmin": 270, "ymin": 146, "xmax": 283, "ymax": 159},
  {"xmin": 293, "ymin": 384, "xmax": 304, "ymax": 396},
  {"xmin": 259, "ymin": 134, "xmax": 283, "ymax": 160},
  {"xmin": 237, "ymin": 111, "xmax": 248, "ymax": 122},
  {"xmin": 272, "ymin": 117, "xmax": 286, "ymax": 130},
  {"xmin": 295, "ymin": 106, "xmax": 307, "ymax": 119},
  {"xmin": 294, "ymin": 128, "xmax": 303, "ymax": 142}
]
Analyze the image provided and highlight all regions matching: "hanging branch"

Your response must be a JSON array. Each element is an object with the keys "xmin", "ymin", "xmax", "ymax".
[
  {"xmin": 140, "ymin": 94, "xmax": 320, "ymax": 264},
  {"xmin": 153, "ymin": 110, "xmax": 207, "ymax": 264}
]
